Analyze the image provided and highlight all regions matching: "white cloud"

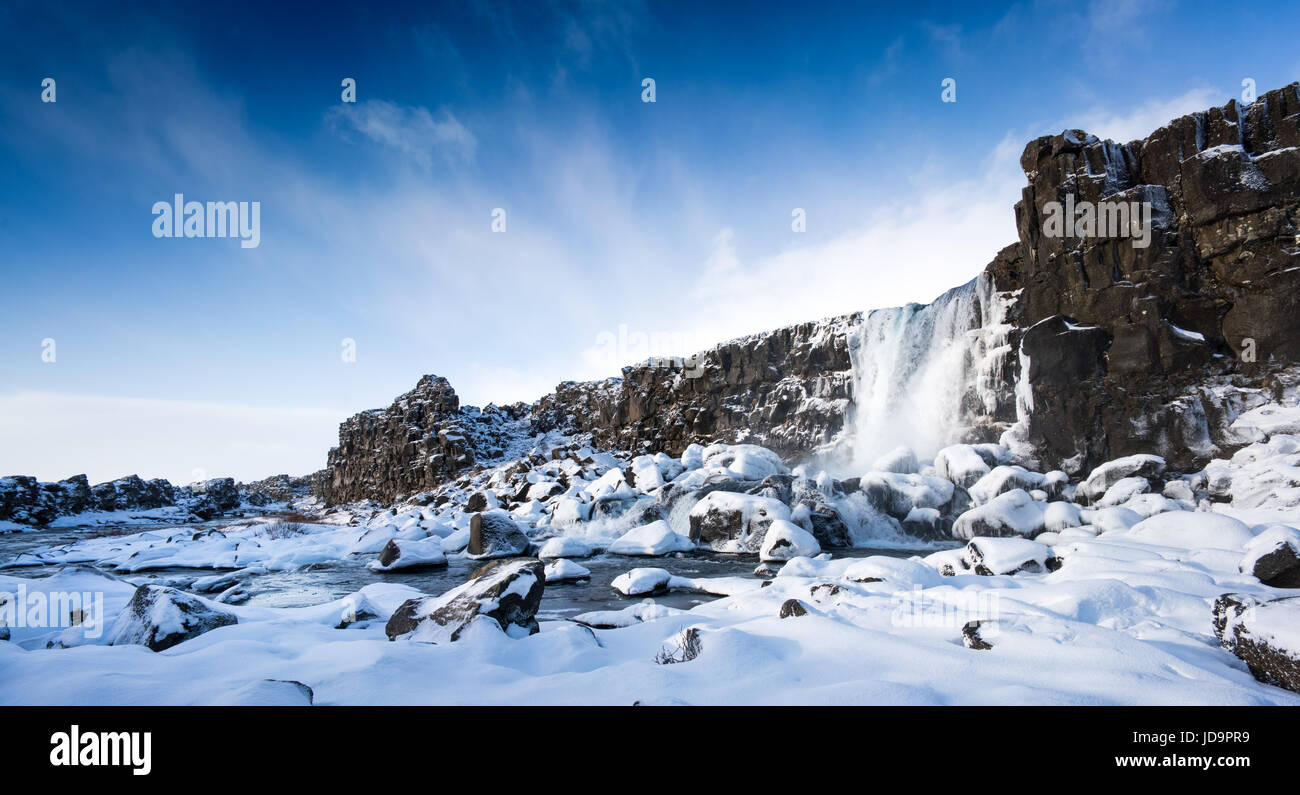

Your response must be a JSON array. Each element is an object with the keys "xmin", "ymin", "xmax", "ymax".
[
  {"xmin": 328, "ymin": 100, "xmax": 477, "ymax": 167},
  {"xmin": 0, "ymin": 392, "xmax": 348, "ymax": 485}
]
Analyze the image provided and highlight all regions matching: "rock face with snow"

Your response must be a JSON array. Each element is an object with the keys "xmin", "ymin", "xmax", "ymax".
[
  {"xmin": 531, "ymin": 315, "xmax": 858, "ymax": 463},
  {"xmin": 322, "ymin": 375, "xmax": 530, "ymax": 504},
  {"xmin": 1213, "ymin": 593, "xmax": 1300, "ymax": 694},
  {"xmin": 385, "ymin": 558, "xmax": 546, "ymax": 643},
  {"xmin": 987, "ymin": 83, "xmax": 1300, "ymax": 473},
  {"xmin": 109, "ymin": 585, "xmax": 237, "ymax": 652}
]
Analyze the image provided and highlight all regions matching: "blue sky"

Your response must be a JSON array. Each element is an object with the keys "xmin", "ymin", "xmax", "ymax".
[{"xmin": 1, "ymin": 0, "xmax": 1297, "ymax": 483}]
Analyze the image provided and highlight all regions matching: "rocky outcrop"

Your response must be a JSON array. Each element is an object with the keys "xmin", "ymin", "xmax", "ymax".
[
  {"xmin": 0, "ymin": 473, "xmax": 248, "ymax": 527},
  {"xmin": 988, "ymin": 83, "xmax": 1300, "ymax": 473},
  {"xmin": 321, "ymin": 375, "xmax": 531, "ymax": 504},
  {"xmin": 530, "ymin": 314, "xmax": 858, "ymax": 461}
]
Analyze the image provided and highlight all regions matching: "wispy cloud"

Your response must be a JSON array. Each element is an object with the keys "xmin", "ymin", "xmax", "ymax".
[{"xmin": 327, "ymin": 100, "xmax": 477, "ymax": 168}]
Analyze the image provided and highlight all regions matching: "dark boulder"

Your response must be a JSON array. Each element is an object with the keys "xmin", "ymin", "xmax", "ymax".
[
  {"xmin": 385, "ymin": 558, "xmax": 545, "ymax": 643},
  {"xmin": 1213, "ymin": 593, "xmax": 1300, "ymax": 694},
  {"xmin": 467, "ymin": 513, "xmax": 530, "ymax": 559},
  {"xmin": 109, "ymin": 585, "xmax": 237, "ymax": 652}
]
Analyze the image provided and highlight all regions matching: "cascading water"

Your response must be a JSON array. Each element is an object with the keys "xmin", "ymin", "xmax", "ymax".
[{"xmin": 844, "ymin": 274, "xmax": 1019, "ymax": 473}]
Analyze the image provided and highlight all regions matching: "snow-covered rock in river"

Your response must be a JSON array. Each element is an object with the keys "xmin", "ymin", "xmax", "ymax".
[
  {"xmin": 607, "ymin": 520, "xmax": 694, "ymax": 556},
  {"xmin": 611, "ymin": 567, "xmax": 673, "ymax": 596},
  {"xmin": 860, "ymin": 472, "xmax": 955, "ymax": 519},
  {"xmin": 467, "ymin": 512, "xmax": 530, "ymax": 559},
  {"xmin": 109, "ymin": 585, "xmax": 237, "ymax": 652},
  {"xmin": 544, "ymin": 558, "xmax": 591, "ymax": 583},
  {"xmin": 759, "ymin": 519, "xmax": 821, "ymax": 562},
  {"xmin": 934, "ymin": 444, "xmax": 996, "ymax": 488},
  {"xmin": 385, "ymin": 558, "xmax": 545, "ymax": 643},
  {"xmin": 536, "ymin": 536, "xmax": 594, "ymax": 560},
  {"xmin": 688, "ymin": 492, "xmax": 790, "ymax": 552},
  {"xmin": 951, "ymin": 489, "xmax": 1046, "ymax": 539},
  {"xmin": 367, "ymin": 538, "xmax": 448, "ymax": 572}
]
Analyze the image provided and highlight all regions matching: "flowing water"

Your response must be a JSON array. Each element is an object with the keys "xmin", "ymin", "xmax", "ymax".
[
  {"xmin": 846, "ymin": 275, "xmax": 1017, "ymax": 472},
  {"xmin": 0, "ymin": 524, "xmax": 923, "ymax": 620}
]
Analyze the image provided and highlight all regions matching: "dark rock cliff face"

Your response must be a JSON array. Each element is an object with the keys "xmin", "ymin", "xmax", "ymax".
[
  {"xmin": 988, "ymin": 82, "xmax": 1300, "ymax": 473},
  {"xmin": 531, "ymin": 314, "xmax": 859, "ymax": 460}
]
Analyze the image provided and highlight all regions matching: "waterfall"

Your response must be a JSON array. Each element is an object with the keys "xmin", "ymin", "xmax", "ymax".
[{"xmin": 845, "ymin": 275, "xmax": 1018, "ymax": 472}]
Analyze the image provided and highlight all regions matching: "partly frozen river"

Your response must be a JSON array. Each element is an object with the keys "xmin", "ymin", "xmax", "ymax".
[{"xmin": 0, "ymin": 523, "xmax": 923, "ymax": 620}]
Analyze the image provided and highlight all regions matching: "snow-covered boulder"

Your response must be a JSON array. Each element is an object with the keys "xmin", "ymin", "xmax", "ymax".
[
  {"xmin": 611, "ymin": 567, "xmax": 673, "ymax": 596},
  {"xmin": 1096, "ymin": 476, "xmax": 1151, "ymax": 507},
  {"xmin": 544, "ymin": 559, "xmax": 591, "ymax": 583},
  {"xmin": 1043, "ymin": 501, "xmax": 1082, "ymax": 532},
  {"xmin": 901, "ymin": 506, "xmax": 944, "ymax": 540},
  {"xmin": 871, "ymin": 446, "xmax": 919, "ymax": 474},
  {"xmin": 367, "ymin": 538, "xmax": 448, "ymax": 572},
  {"xmin": 688, "ymin": 492, "xmax": 790, "ymax": 551},
  {"xmin": 629, "ymin": 455, "xmax": 666, "ymax": 491},
  {"xmin": 467, "ymin": 513, "xmax": 530, "ymax": 559},
  {"xmin": 843, "ymin": 556, "xmax": 944, "ymax": 588},
  {"xmin": 968, "ymin": 465, "xmax": 1045, "ymax": 505},
  {"xmin": 701, "ymin": 443, "xmax": 789, "ymax": 481},
  {"xmin": 759, "ymin": 519, "xmax": 821, "ymax": 562},
  {"xmin": 608, "ymin": 520, "xmax": 695, "ymax": 556},
  {"xmin": 1213, "ymin": 593, "xmax": 1300, "ymax": 694},
  {"xmin": 1127, "ymin": 511, "xmax": 1253, "ymax": 550},
  {"xmin": 550, "ymin": 497, "xmax": 591, "ymax": 528},
  {"xmin": 934, "ymin": 444, "xmax": 992, "ymax": 488},
  {"xmin": 109, "ymin": 585, "xmax": 237, "ymax": 652},
  {"xmin": 963, "ymin": 537, "xmax": 1057, "ymax": 576},
  {"xmin": 1081, "ymin": 506, "xmax": 1143, "ymax": 533},
  {"xmin": 681, "ymin": 443, "xmax": 705, "ymax": 471},
  {"xmin": 951, "ymin": 489, "xmax": 1046, "ymax": 539},
  {"xmin": 1078, "ymin": 454, "xmax": 1166, "ymax": 504},
  {"xmin": 385, "ymin": 558, "xmax": 545, "ymax": 643},
  {"xmin": 537, "ymin": 536, "xmax": 594, "ymax": 560},
  {"xmin": 1240, "ymin": 526, "xmax": 1300, "ymax": 588},
  {"xmin": 860, "ymin": 472, "xmax": 955, "ymax": 519}
]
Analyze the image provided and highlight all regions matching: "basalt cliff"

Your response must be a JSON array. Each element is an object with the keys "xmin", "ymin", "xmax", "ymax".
[{"xmin": 319, "ymin": 83, "xmax": 1300, "ymax": 505}]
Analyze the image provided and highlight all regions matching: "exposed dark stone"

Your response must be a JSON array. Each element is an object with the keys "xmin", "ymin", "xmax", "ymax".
[
  {"xmin": 779, "ymin": 599, "xmax": 809, "ymax": 618},
  {"xmin": 962, "ymin": 620, "xmax": 993, "ymax": 650},
  {"xmin": 1245, "ymin": 538, "xmax": 1300, "ymax": 588},
  {"xmin": 1213, "ymin": 593, "xmax": 1300, "ymax": 693},
  {"xmin": 385, "ymin": 558, "xmax": 545, "ymax": 643},
  {"xmin": 468, "ymin": 513, "xmax": 530, "ymax": 559},
  {"xmin": 109, "ymin": 585, "xmax": 237, "ymax": 652}
]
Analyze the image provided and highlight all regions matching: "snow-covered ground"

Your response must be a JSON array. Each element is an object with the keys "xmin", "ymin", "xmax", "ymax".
[{"xmin": 4, "ymin": 408, "xmax": 1300, "ymax": 705}]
